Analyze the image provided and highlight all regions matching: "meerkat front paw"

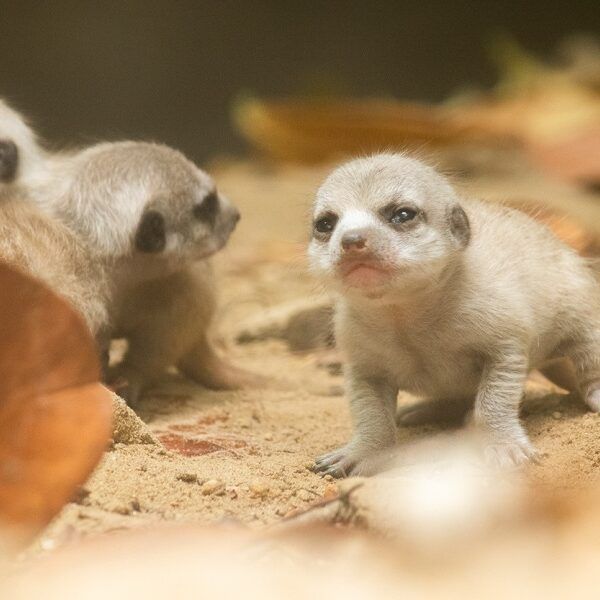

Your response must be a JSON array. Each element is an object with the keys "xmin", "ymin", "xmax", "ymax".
[
  {"xmin": 107, "ymin": 366, "xmax": 145, "ymax": 407},
  {"xmin": 312, "ymin": 443, "xmax": 382, "ymax": 478},
  {"xmin": 585, "ymin": 387, "xmax": 600, "ymax": 412},
  {"xmin": 483, "ymin": 438, "xmax": 538, "ymax": 469}
]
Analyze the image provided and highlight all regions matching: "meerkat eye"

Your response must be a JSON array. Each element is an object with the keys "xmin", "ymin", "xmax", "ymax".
[
  {"xmin": 194, "ymin": 191, "xmax": 218, "ymax": 224},
  {"xmin": 390, "ymin": 207, "xmax": 417, "ymax": 225},
  {"xmin": 314, "ymin": 213, "xmax": 338, "ymax": 235}
]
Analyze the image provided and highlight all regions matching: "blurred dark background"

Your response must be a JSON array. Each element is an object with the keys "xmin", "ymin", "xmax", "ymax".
[{"xmin": 1, "ymin": 1, "xmax": 598, "ymax": 162}]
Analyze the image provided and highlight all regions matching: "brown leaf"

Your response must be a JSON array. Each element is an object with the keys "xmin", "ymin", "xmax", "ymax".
[{"xmin": 0, "ymin": 262, "xmax": 112, "ymax": 542}]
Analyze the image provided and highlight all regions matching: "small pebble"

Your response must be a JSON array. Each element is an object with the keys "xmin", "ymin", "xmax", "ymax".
[
  {"xmin": 249, "ymin": 481, "xmax": 270, "ymax": 498},
  {"xmin": 264, "ymin": 432, "xmax": 274, "ymax": 441},
  {"xmin": 176, "ymin": 472, "xmax": 198, "ymax": 483},
  {"xmin": 202, "ymin": 479, "xmax": 225, "ymax": 496},
  {"xmin": 552, "ymin": 411, "xmax": 563, "ymax": 420}
]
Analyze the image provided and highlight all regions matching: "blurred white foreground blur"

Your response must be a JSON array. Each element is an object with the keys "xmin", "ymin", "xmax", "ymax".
[{"xmin": 4, "ymin": 432, "xmax": 600, "ymax": 599}]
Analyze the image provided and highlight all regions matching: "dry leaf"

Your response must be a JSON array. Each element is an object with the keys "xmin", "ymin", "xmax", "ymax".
[{"xmin": 0, "ymin": 262, "xmax": 112, "ymax": 543}]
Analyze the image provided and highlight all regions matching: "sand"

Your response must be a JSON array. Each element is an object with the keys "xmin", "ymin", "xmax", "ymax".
[{"xmin": 36, "ymin": 155, "xmax": 600, "ymax": 550}]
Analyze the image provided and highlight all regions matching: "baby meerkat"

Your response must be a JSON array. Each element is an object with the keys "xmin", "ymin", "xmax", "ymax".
[
  {"xmin": 309, "ymin": 153, "xmax": 600, "ymax": 475},
  {"xmin": 28, "ymin": 139, "xmax": 261, "ymax": 403},
  {"xmin": 0, "ymin": 99, "xmax": 264, "ymax": 403}
]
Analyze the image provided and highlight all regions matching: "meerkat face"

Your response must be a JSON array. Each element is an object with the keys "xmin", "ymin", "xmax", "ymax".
[
  {"xmin": 0, "ymin": 99, "xmax": 45, "ymax": 186},
  {"xmin": 69, "ymin": 142, "xmax": 241, "ymax": 263},
  {"xmin": 308, "ymin": 154, "xmax": 470, "ymax": 300},
  {"xmin": 134, "ymin": 184, "xmax": 240, "ymax": 263}
]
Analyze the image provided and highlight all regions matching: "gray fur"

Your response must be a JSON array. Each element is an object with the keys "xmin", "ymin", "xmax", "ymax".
[{"xmin": 309, "ymin": 153, "xmax": 600, "ymax": 475}]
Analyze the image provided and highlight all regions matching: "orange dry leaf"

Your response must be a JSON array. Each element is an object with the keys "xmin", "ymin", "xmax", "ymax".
[
  {"xmin": 233, "ymin": 98, "xmax": 508, "ymax": 164},
  {"xmin": 0, "ymin": 262, "xmax": 112, "ymax": 543}
]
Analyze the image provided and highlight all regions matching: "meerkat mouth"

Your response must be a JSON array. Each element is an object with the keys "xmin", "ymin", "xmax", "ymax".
[{"xmin": 338, "ymin": 259, "xmax": 393, "ymax": 287}]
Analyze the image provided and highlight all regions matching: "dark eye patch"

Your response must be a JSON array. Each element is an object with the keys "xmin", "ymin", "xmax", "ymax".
[
  {"xmin": 380, "ymin": 202, "xmax": 421, "ymax": 228},
  {"xmin": 135, "ymin": 210, "xmax": 166, "ymax": 253},
  {"xmin": 390, "ymin": 207, "xmax": 417, "ymax": 224},
  {"xmin": 313, "ymin": 212, "xmax": 338, "ymax": 238},
  {"xmin": 194, "ymin": 191, "xmax": 218, "ymax": 225}
]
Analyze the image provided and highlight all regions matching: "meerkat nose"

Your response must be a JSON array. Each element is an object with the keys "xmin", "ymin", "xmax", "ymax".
[
  {"xmin": 341, "ymin": 230, "xmax": 368, "ymax": 252},
  {"xmin": 0, "ymin": 139, "xmax": 18, "ymax": 182}
]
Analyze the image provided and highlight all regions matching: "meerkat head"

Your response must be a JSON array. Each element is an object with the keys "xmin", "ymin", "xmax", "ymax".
[
  {"xmin": 0, "ymin": 98, "xmax": 46, "ymax": 187},
  {"xmin": 63, "ymin": 142, "xmax": 240, "ymax": 262},
  {"xmin": 308, "ymin": 153, "xmax": 470, "ymax": 301}
]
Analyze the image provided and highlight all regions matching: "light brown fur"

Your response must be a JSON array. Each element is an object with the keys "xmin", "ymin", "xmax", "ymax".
[{"xmin": 0, "ymin": 194, "xmax": 109, "ymax": 335}]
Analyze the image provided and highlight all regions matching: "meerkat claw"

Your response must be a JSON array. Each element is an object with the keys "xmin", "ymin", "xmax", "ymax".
[
  {"xmin": 484, "ymin": 441, "xmax": 538, "ymax": 469},
  {"xmin": 312, "ymin": 445, "xmax": 363, "ymax": 478},
  {"xmin": 323, "ymin": 464, "xmax": 348, "ymax": 478}
]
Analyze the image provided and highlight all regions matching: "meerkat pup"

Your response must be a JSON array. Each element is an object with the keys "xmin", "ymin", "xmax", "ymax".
[
  {"xmin": 25, "ymin": 139, "xmax": 259, "ymax": 404},
  {"xmin": 309, "ymin": 153, "xmax": 600, "ymax": 475},
  {"xmin": 0, "ymin": 98, "xmax": 264, "ymax": 402},
  {"xmin": 0, "ymin": 99, "xmax": 262, "ymax": 403}
]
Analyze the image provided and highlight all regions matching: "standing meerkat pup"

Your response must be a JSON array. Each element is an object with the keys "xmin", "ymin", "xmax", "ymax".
[{"xmin": 309, "ymin": 153, "xmax": 600, "ymax": 475}]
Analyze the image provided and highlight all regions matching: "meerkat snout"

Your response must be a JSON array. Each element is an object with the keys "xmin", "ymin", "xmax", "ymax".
[
  {"xmin": 341, "ymin": 229, "xmax": 368, "ymax": 251},
  {"xmin": 215, "ymin": 193, "xmax": 241, "ymax": 234},
  {"xmin": 0, "ymin": 139, "xmax": 18, "ymax": 182},
  {"xmin": 193, "ymin": 190, "xmax": 240, "ymax": 231}
]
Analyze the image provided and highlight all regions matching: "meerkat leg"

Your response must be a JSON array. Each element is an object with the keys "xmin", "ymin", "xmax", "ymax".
[
  {"xmin": 313, "ymin": 369, "xmax": 398, "ymax": 478},
  {"xmin": 472, "ymin": 346, "xmax": 535, "ymax": 468},
  {"xmin": 178, "ymin": 336, "xmax": 268, "ymax": 390},
  {"xmin": 565, "ymin": 334, "xmax": 600, "ymax": 412},
  {"xmin": 538, "ymin": 357, "xmax": 579, "ymax": 392},
  {"xmin": 112, "ymin": 321, "xmax": 194, "ymax": 405},
  {"xmin": 396, "ymin": 397, "xmax": 472, "ymax": 426}
]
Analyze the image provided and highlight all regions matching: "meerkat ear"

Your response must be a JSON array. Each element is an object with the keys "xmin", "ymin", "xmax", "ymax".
[
  {"xmin": 135, "ymin": 210, "xmax": 166, "ymax": 253},
  {"xmin": 448, "ymin": 204, "xmax": 470, "ymax": 248}
]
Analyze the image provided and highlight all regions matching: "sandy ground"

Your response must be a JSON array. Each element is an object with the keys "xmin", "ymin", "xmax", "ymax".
[{"xmin": 37, "ymin": 155, "xmax": 600, "ymax": 550}]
